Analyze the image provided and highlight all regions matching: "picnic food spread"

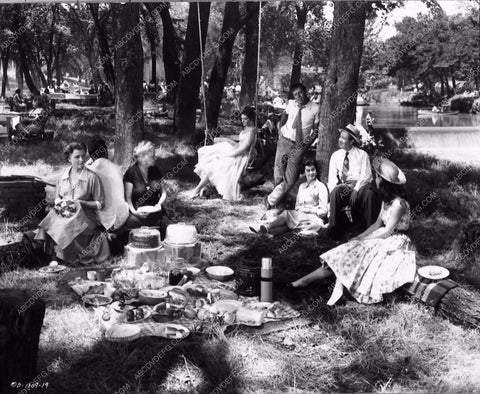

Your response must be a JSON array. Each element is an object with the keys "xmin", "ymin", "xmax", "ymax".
[{"xmin": 129, "ymin": 227, "xmax": 161, "ymax": 248}]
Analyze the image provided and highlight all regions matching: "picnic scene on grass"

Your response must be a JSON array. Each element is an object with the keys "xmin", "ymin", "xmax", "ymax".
[{"xmin": 1, "ymin": 1, "xmax": 480, "ymax": 393}]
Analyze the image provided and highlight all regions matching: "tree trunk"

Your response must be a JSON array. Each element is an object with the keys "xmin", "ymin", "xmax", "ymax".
[
  {"xmin": 17, "ymin": 37, "xmax": 37, "ymax": 93},
  {"xmin": 206, "ymin": 2, "xmax": 243, "ymax": 129},
  {"xmin": 450, "ymin": 68, "xmax": 456, "ymax": 92},
  {"xmin": 15, "ymin": 61, "xmax": 23, "ymax": 93},
  {"xmin": 154, "ymin": 2, "xmax": 181, "ymax": 102},
  {"xmin": 89, "ymin": 4, "xmax": 115, "ymax": 86},
  {"xmin": 437, "ymin": 287, "xmax": 480, "ymax": 329},
  {"xmin": 174, "ymin": 2, "xmax": 211, "ymax": 138},
  {"xmin": 112, "ymin": 3, "xmax": 144, "ymax": 170},
  {"xmin": 54, "ymin": 33, "xmax": 63, "ymax": 85},
  {"xmin": 239, "ymin": 2, "xmax": 259, "ymax": 108},
  {"xmin": 25, "ymin": 40, "xmax": 48, "ymax": 89},
  {"xmin": 1, "ymin": 49, "xmax": 9, "ymax": 98},
  {"xmin": 143, "ymin": 6, "xmax": 158, "ymax": 86},
  {"xmin": 289, "ymin": 3, "xmax": 308, "ymax": 92},
  {"xmin": 315, "ymin": 0, "xmax": 368, "ymax": 182}
]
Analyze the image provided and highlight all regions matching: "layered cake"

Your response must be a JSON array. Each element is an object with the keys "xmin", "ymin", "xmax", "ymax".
[{"xmin": 129, "ymin": 227, "xmax": 160, "ymax": 248}]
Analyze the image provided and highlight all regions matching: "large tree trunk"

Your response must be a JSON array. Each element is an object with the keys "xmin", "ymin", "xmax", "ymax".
[
  {"xmin": 112, "ymin": 3, "xmax": 144, "ymax": 170},
  {"xmin": 239, "ymin": 2, "xmax": 259, "ymax": 108},
  {"xmin": 174, "ymin": 2, "xmax": 211, "ymax": 138},
  {"xmin": 155, "ymin": 2, "xmax": 181, "ymax": 102},
  {"xmin": 54, "ymin": 33, "xmax": 63, "ymax": 85},
  {"xmin": 1, "ymin": 49, "xmax": 9, "ymax": 98},
  {"xmin": 89, "ymin": 4, "xmax": 115, "ymax": 86},
  {"xmin": 316, "ymin": 1, "xmax": 368, "ymax": 182},
  {"xmin": 17, "ymin": 37, "xmax": 37, "ymax": 93},
  {"xmin": 143, "ymin": 6, "xmax": 157, "ymax": 86},
  {"xmin": 25, "ymin": 40, "xmax": 48, "ymax": 89},
  {"xmin": 289, "ymin": 3, "xmax": 308, "ymax": 91},
  {"xmin": 206, "ymin": 2, "xmax": 243, "ymax": 129}
]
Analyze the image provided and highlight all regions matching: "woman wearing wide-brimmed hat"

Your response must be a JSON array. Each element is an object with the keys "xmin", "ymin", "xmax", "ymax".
[{"xmin": 287, "ymin": 157, "xmax": 416, "ymax": 305}]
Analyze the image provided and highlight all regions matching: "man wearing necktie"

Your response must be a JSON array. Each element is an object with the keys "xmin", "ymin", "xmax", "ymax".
[
  {"xmin": 265, "ymin": 83, "xmax": 320, "ymax": 209},
  {"xmin": 326, "ymin": 124, "xmax": 381, "ymax": 240}
]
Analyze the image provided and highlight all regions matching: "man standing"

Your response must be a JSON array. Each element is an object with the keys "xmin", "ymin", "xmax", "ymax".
[
  {"xmin": 265, "ymin": 83, "xmax": 320, "ymax": 209},
  {"xmin": 327, "ymin": 124, "xmax": 381, "ymax": 240}
]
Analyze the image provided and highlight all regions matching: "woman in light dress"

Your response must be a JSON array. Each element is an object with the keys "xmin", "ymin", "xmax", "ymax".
[
  {"xmin": 287, "ymin": 158, "xmax": 416, "ymax": 305},
  {"xmin": 35, "ymin": 142, "xmax": 109, "ymax": 264},
  {"xmin": 250, "ymin": 160, "xmax": 328, "ymax": 235},
  {"xmin": 189, "ymin": 106, "xmax": 256, "ymax": 201}
]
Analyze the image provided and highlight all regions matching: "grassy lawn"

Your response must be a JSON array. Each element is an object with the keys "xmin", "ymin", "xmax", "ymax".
[{"xmin": 1, "ymin": 111, "xmax": 480, "ymax": 393}]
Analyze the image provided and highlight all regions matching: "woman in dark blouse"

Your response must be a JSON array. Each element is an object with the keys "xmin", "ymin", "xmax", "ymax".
[{"xmin": 123, "ymin": 141, "xmax": 167, "ymax": 237}]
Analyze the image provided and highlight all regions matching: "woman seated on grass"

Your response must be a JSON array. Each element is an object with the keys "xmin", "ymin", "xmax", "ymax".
[
  {"xmin": 250, "ymin": 160, "xmax": 328, "ymax": 235},
  {"xmin": 286, "ymin": 158, "xmax": 416, "ymax": 305},
  {"xmin": 123, "ymin": 140, "xmax": 167, "ymax": 238},
  {"xmin": 35, "ymin": 142, "xmax": 109, "ymax": 264},
  {"xmin": 188, "ymin": 106, "xmax": 256, "ymax": 201}
]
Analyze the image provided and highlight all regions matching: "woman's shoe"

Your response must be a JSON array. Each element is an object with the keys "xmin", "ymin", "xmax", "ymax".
[{"xmin": 249, "ymin": 225, "xmax": 268, "ymax": 235}]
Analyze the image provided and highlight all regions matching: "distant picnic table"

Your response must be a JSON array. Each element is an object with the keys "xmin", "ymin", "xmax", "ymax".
[{"xmin": 48, "ymin": 93, "xmax": 99, "ymax": 105}]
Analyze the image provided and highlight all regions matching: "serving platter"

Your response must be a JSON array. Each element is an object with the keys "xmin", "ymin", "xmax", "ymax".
[
  {"xmin": 82, "ymin": 294, "xmax": 113, "ymax": 307},
  {"xmin": 39, "ymin": 265, "xmax": 68, "ymax": 273}
]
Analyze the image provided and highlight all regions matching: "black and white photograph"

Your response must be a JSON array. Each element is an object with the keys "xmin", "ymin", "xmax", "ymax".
[{"xmin": 0, "ymin": 0, "xmax": 479, "ymax": 392}]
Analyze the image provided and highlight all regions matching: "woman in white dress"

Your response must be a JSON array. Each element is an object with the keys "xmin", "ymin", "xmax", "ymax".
[
  {"xmin": 250, "ymin": 160, "xmax": 328, "ymax": 235},
  {"xmin": 189, "ymin": 106, "xmax": 256, "ymax": 201},
  {"xmin": 287, "ymin": 158, "xmax": 416, "ymax": 305}
]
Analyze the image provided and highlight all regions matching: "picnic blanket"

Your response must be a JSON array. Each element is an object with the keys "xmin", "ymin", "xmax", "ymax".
[
  {"xmin": 70, "ymin": 272, "xmax": 301, "ymax": 339},
  {"xmin": 403, "ymin": 274, "xmax": 458, "ymax": 308}
]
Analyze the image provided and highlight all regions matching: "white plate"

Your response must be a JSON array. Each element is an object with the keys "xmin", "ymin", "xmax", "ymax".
[
  {"xmin": 82, "ymin": 294, "xmax": 112, "ymax": 306},
  {"xmin": 418, "ymin": 265, "xmax": 450, "ymax": 280},
  {"xmin": 39, "ymin": 265, "xmax": 68, "ymax": 273},
  {"xmin": 212, "ymin": 300, "xmax": 242, "ymax": 314},
  {"xmin": 137, "ymin": 205, "xmax": 158, "ymax": 214},
  {"xmin": 154, "ymin": 323, "xmax": 190, "ymax": 339},
  {"xmin": 105, "ymin": 324, "xmax": 141, "ymax": 342}
]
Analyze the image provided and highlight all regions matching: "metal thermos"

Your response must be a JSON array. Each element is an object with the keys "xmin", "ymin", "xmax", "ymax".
[{"xmin": 260, "ymin": 257, "xmax": 273, "ymax": 302}]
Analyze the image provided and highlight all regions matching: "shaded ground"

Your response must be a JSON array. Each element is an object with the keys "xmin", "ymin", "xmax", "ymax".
[{"xmin": 1, "ymin": 109, "xmax": 480, "ymax": 393}]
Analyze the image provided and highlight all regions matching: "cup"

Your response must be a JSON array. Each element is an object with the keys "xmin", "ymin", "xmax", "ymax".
[{"xmin": 87, "ymin": 270, "xmax": 97, "ymax": 281}]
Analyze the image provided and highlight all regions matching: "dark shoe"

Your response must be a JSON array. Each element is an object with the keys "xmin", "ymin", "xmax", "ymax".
[
  {"xmin": 249, "ymin": 226, "xmax": 258, "ymax": 234},
  {"xmin": 249, "ymin": 225, "xmax": 268, "ymax": 235}
]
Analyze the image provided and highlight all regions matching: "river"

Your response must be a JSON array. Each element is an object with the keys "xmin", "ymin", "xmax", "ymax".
[{"xmin": 356, "ymin": 104, "xmax": 480, "ymax": 165}]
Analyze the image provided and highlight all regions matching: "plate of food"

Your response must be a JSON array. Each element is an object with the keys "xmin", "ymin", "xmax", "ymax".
[
  {"xmin": 105, "ymin": 324, "xmax": 141, "ymax": 342},
  {"xmin": 205, "ymin": 266, "xmax": 235, "ymax": 282},
  {"xmin": 39, "ymin": 262, "xmax": 68, "ymax": 273},
  {"xmin": 54, "ymin": 200, "xmax": 77, "ymax": 218},
  {"xmin": 212, "ymin": 300, "xmax": 242, "ymax": 314},
  {"xmin": 154, "ymin": 323, "xmax": 190, "ymax": 339},
  {"xmin": 418, "ymin": 265, "xmax": 450, "ymax": 280},
  {"xmin": 120, "ymin": 307, "xmax": 152, "ymax": 323},
  {"xmin": 82, "ymin": 294, "xmax": 112, "ymax": 307},
  {"xmin": 137, "ymin": 206, "xmax": 158, "ymax": 215},
  {"xmin": 111, "ymin": 301, "xmax": 136, "ymax": 313}
]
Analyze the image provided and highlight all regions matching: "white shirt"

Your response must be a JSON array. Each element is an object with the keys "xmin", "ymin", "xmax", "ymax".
[
  {"xmin": 327, "ymin": 146, "xmax": 373, "ymax": 193},
  {"xmin": 295, "ymin": 179, "xmax": 329, "ymax": 217},
  {"xmin": 281, "ymin": 99, "xmax": 320, "ymax": 141},
  {"xmin": 88, "ymin": 158, "xmax": 129, "ymax": 230}
]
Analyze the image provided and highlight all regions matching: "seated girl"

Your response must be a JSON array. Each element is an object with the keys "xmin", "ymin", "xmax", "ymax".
[
  {"xmin": 123, "ymin": 141, "xmax": 167, "ymax": 238},
  {"xmin": 287, "ymin": 158, "xmax": 416, "ymax": 305},
  {"xmin": 188, "ymin": 106, "xmax": 256, "ymax": 201},
  {"xmin": 250, "ymin": 160, "xmax": 328, "ymax": 235},
  {"xmin": 35, "ymin": 142, "xmax": 109, "ymax": 264}
]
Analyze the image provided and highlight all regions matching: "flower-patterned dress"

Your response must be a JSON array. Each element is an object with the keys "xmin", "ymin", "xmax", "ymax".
[{"xmin": 320, "ymin": 197, "xmax": 416, "ymax": 304}]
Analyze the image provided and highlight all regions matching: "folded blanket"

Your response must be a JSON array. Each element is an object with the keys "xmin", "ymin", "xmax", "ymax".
[{"xmin": 404, "ymin": 275, "xmax": 458, "ymax": 307}]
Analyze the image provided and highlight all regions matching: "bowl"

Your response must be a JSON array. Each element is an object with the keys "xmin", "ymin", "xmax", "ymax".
[
  {"xmin": 138, "ymin": 289, "xmax": 168, "ymax": 305},
  {"xmin": 206, "ymin": 266, "xmax": 235, "ymax": 282}
]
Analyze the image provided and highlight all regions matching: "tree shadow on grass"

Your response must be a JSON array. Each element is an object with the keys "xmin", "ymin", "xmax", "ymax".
[{"xmin": 42, "ymin": 335, "xmax": 240, "ymax": 394}]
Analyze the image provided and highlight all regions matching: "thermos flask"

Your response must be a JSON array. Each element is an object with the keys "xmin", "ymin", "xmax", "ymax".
[{"xmin": 260, "ymin": 257, "xmax": 273, "ymax": 302}]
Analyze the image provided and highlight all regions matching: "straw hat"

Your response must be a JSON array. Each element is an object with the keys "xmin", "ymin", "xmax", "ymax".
[
  {"xmin": 373, "ymin": 157, "xmax": 406, "ymax": 184},
  {"xmin": 339, "ymin": 124, "xmax": 361, "ymax": 144}
]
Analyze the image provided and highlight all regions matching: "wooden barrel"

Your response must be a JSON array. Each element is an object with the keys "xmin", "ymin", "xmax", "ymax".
[{"xmin": 0, "ymin": 176, "xmax": 46, "ymax": 227}]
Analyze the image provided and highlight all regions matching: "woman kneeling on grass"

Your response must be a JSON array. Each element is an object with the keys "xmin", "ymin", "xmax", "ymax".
[
  {"xmin": 287, "ymin": 158, "xmax": 416, "ymax": 305},
  {"xmin": 188, "ymin": 106, "xmax": 256, "ymax": 201},
  {"xmin": 35, "ymin": 142, "xmax": 109, "ymax": 264},
  {"xmin": 250, "ymin": 160, "xmax": 328, "ymax": 235}
]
